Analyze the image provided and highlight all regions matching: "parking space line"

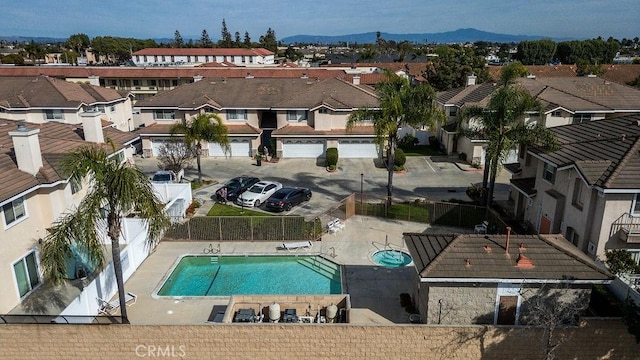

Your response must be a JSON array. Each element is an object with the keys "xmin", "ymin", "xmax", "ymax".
[{"xmin": 423, "ymin": 158, "xmax": 437, "ymax": 172}]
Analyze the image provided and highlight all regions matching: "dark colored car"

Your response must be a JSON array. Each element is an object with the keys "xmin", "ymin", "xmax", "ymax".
[
  {"xmin": 265, "ymin": 187, "xmax": 312, "ymax": 212},
  {"xmin": 217, "ymin": 176, "xmax": 260, "ymax": 202}
]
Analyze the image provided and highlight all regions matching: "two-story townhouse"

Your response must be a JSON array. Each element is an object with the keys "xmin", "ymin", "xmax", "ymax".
[
  {"xmin": 437, "ymin": 76, "xmax": 640, "ymax": 166},
  {"xmin": 509, "ymin": 114, "xmax": 640, "ymax": 262},
  {"xmin": 0, "ymin": 76, "xmax": 135, "ymax": 132},
  {"xmin": 133, "ymin": 76, "xmax": 381, "ymax": 159},
  {"xmin": 131, "ymin": 48, "xmax": 275, "ymax": 67},
  {"xmin": 0, "ymin": 115, "xmax": 139, "ymax": 314}
]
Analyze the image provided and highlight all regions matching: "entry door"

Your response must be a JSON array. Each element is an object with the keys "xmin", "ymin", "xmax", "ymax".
[
  {"xmin": 497, "ymin": 296, "xmax": 517, "ymax": 325},
  {"xmin": 539, "ymin": 216, "xmax": 551, "ymax": 234}
]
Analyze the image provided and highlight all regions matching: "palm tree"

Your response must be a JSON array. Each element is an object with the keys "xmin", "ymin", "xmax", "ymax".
[
  {"xmin": 170, "ymin": 113, "xmax": 230, "ymax": 183},
  {"xmin": 40, "ymin": 146, "xmax": 169, "ymax": 324},
  {"xmin": 347, "ymin": 71, "xmax": 445, "ymax": 205},
  {"xmin": 459, "ymin": 65, "xmax": 559, "ymax": 208}
]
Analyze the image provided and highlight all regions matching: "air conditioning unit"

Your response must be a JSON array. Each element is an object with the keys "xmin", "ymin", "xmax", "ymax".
[
  {"xmin": 527, "ymin": 198, "xmax": 533, "ymax": 207},
  {"xmin": 587, "ymin": 242, "xmax": 596, "ymax": 254}
]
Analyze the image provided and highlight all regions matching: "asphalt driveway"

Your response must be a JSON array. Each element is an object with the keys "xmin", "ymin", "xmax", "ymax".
[{"xmin": 136, "ymin": 156, "xmax": 511, "ymax": 219}]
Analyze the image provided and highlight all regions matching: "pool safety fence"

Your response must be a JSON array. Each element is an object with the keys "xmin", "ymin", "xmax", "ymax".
[
  {"xmin": 0, "ymin": 314, "xmax": 122, "ymax": 325},
  {"xmin": 329, "ymin": 193, "xmax": 510, "ymax": 232},
  {"xmin": 163, "ymin": 216, "xmax": 323, "ymax": 241}
]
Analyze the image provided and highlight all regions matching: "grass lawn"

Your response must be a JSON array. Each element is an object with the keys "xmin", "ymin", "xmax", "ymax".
[
  {"xmin": 206, "ymin": 203, "xmax": 272, "ymax": 216},
  {"xmin": 191, "ymin": 179, "xmax": 216, "ymax": 190},
  {"xmin": 399, "ymin": 145, "xmax": 443, "ymax": 157}
]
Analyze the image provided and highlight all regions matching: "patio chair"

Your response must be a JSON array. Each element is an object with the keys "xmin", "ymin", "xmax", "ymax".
[
  {"xmin": 281, "ymin": 241, "xmax": 313, "ymax": 251},
  {"xmin": 328, "ymin": 218, "xmax": 346, "ymax": 234},
  {"xmin": 474, "ymin": 221, "xmax": 489, "ymax": 234},
  {"xmin": 97, "ymin": 292, "xmax": 137, "ymax": 315}
]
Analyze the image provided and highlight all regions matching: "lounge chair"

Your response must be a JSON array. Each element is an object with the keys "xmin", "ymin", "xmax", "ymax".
[
  {"xmin": 475, "ymin": 221, "xmax": 489, "ymax": 234},
  {"xmin": 281, "ymin": 241, "xmax": 313, "ymax": 251},
  {"xmin": 98, "ymin": 292, "xmax": 137, "ymax": 315},
  {"xmin": 327, "ymin": 218, "xmax": 346, "ymax": 234}
]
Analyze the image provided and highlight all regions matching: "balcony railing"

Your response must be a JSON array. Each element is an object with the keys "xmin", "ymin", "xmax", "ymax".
[{"xmin": 611, "ymin": 213, "xmax": 640, "ymax": 243}]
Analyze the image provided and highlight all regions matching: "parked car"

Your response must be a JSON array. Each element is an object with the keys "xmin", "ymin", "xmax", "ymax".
[
  {"xmin": 217, "ymin": 176, "xmax": 260, "ymax": 202},
  {"xmin": 236, "ymin": 181, "xmax": 283, "ymax": 207},
  {"xmin": 265, "ymin": 187, "xmax": 312, "ymax": 212},
  {"xmin": 151, "ymin": 169, "xmax": 184, "ymax": 184}
]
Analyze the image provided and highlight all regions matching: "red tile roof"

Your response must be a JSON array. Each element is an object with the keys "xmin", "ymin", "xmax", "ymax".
[{"xmin": 132, "ymin": 48, "xmax": 274, "ymax": 56}]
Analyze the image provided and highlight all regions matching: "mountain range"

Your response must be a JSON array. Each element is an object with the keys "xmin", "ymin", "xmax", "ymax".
[
  {"xmin": 281, "ymin": 28, "xmax": 573, "ymax": 45},
  {"xmin": 0, "ymin": 28, "xmax": 574, "ymax": 46}
]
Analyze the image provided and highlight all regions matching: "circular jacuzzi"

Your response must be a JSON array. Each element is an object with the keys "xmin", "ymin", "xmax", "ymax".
[{"xmin": 372, "ymin": 250, "xmax": 413, "ymax": 268}]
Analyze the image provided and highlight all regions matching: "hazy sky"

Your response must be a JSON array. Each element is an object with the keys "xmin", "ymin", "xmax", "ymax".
[{"xmin": 2, "ymin": 0, "xmax": 638, "ymax": 40}]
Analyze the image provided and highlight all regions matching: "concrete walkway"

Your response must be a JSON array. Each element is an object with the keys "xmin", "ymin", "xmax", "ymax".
[{"xmin": 123, "ymin": 216, "xmax": 470, "ymax": 325}]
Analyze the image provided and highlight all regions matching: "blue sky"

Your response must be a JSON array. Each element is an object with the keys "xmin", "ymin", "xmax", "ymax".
[{"xmin": 3, "ymin": 0, "xmax": 638, "ymax": 40}]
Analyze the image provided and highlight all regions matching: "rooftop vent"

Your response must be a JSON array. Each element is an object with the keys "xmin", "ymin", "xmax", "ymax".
[
  {"xmin": 515, "ymin": 254, "xmax": 535, "ymax": 268},
  {"xmin": 518, "ymin": 243, "xmax": 527, "ymax": 251},
  {"xmin": 483, "ymin": 245, "xmax": 492, "ymax": 253},
  {"xmin": 465, "ymin": 258, "xmax": 472, "ymax": 268}
]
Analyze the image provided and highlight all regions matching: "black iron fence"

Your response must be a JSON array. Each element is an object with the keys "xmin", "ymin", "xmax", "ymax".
[{"xmin": 0, "ymin": 314, "xmax": 121, "ymax": 325}]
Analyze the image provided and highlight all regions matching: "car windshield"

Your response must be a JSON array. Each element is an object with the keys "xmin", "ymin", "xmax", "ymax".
[
  {"xmin": 152, "ymin": 174, "xmax": 171, "ymax": 182},
  {"xmin": 248, "ymin": 185, "xmax": 265, "ymax": 194},
  {"xmin": 271, "ymin": 191, "xmax": 287, "ymax": 200},
  {"xmin": 225, "ymin": 180, "xmax": 241, "ymax": 189}
]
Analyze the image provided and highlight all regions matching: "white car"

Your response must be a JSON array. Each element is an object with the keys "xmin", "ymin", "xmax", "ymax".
[{"xmin": 236, "ymin": 181, "xmax": 283, "ymax": 207}]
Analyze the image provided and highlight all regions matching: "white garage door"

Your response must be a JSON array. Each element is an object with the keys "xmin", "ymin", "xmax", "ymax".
[
  {"xmin": 282, "ymin": 140, "xmax": 325, "ymax": 158},
  {"xmin": 151, "ymin": 139, "xmax": 167, "ymax": 157},
  {"xmin": 209, "ymin": 139, "xmax": 251, "ymax": 157},
  {"xmin": 338, "ymin": 139, "xmax": 379, "ymax": 158}
]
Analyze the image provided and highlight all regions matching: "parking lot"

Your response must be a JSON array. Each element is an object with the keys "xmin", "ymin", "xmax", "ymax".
[{"xmin": 136, "ymin": 155, "xmax": 511, "ymax": 219}]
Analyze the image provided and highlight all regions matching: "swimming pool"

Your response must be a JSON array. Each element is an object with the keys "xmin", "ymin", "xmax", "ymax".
[{"xmin": 157, "ymin": 255, "xmax": 342, "ymax": 297}]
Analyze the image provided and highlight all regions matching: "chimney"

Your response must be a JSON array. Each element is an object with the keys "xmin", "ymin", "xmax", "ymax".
[
  {"xmin": 466, "ymin": 74, "xmax": 477, "ymax": 86},
  {"xmin": 505, "ymin": 226, "xmax": 512, "ymax": 255},
  {"xmin": 352, "ymin": 75, "xmax": 361, "ymax": 85},
  {"xmin": 81, "ymin": 111, "xmax": 105, "ymax": 143},
  {"xmin": 9, "ymin": 123, "xmax": 43, "ymax": 176},
  {"xmin": 193, "ymin": 74, "xmax": 203, "ymax": 82}
]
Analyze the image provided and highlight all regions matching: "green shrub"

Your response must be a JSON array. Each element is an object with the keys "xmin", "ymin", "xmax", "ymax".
[
  {"xmin": 428, "ymin": 136, "xmax": 440, "ymax": 150},
  {"xmin": 394, "ymin": 148, "xmax": 406, "ymax": 168},
  {"xmin": 398, "ymin": 134, "xmax": 419, "ymax": 147},
  {"xmin": 326, "ymin": 147, "xmax": 338, "ymax": 167}
]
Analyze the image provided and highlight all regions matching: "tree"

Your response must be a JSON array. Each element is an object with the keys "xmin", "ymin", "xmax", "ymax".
[
  {"xmin": 66, "ymin": 33, "xmax": 90, "ymax": 58},
  {"xmin": 169, "ymin": 113, "xmax": 229, "ymax": 183},
  {"xmin": 173, "ymin": 30, "xmax": 184, "ymax": 48},
  {"xmin": 0, "ymin": 53, "xmax": 24, "ymax": 65},
  {"xmin": 200, "ymin": 29, "xmax": 213, "ymax": 47},
  {"xmin": 520, "ymin": 285, "xmax": 590, "ymax": 360},
  {"xmin": 40, "ymin": 145, "xmax": 169, "ymax": 324},
  {"xmin": 243, "ymin": 32, "xmax": 252, "ymax": 48},
  {"xmin": 259, "ymin": 28, "xmax": 277, "ymax": 52},
  {"xmin": 515, "ymin": 39, "xmax": 557, "ymax": 65},
  {"xmin": 234, "ymin": 32, "xmax": 241, "ymax": 48},
  {"xmin": 423, "ymin": 45, "xmax": 490, "ymax": 91},
  {"xmin": 157, "ymin": 139, "xmax": 194, "ymax": 172},
  {"xmin": 347, "ymin": 71, "xmax": 445, "ymax": 205},
  {"xmin": 219, "ymin": 19, "xmax": 233, "ymax": 48},
  {"xmin": 605, "ymin": 249, "xmax": 640, "ymax": 275},
  {"xmin": 459, "ymin": 64, "xmax": 559, "ymax": 208}
]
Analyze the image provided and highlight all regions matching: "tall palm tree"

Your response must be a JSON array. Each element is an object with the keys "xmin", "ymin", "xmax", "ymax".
[
  {"xmin": 459, "ymin": 65, "xmax": 559, "ymax": 208},
  {"xmin": 40, "ymin": 146, "xmax": 169, "ymax": 324},
  {"xmin": 170, "ymin": 113, "xmax": 229, "ymax": 183},
  {"xmin": 347, "ymin": 71, "xmax": 445, "ymax": 204}
]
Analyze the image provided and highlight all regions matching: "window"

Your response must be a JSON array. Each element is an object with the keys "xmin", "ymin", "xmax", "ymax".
[
  {"xmin": 109, "ymin": 80, "xmax": 117, "ymax": 86},
  {"xmin": 287, "ymin": 110, "xmax": 308, "ymax": 122},
  {"xmin": 153, "ymin": 110, "xmax": 176, "ymax": 120},
  {"xmin": 70, "ymin": 180, "xmax": 82, "ymax": 194},
  {"xmin": 319, "ymin": 108, "xmax": 329, "ymax": 114},
  {"xmin": 632, "ymin": 194, "xmax": 640, "ymax": 216},
  {"xmin": 133, "ymin": 80, "xmax": 141, "ymax": 86},
  {"xmin": 226, "ymin": 110, "xmax": 248, "ymax": 121},
  {"xmin": 172, "ymin": 80, "xmax": 178, "ymax": 87},
  {"xmin": 43, "ymin": 109, "xmax": 63, "ymax": 121},
  {"xmin": 572, "ymin": 179, "xmax": 585, "ymax": 210},
  {"xmin": 13, "ymin": 251, "xmax": 40, "ymax": 298},
  {"xmin": 566, "ymin": 227, "xmax": 580, "ymax": 247},
  {"xmin": 148, "ymin": 80, "xmax": 157, "ymax": 86},
  {"xmin": 519, "ymin": 144, "xmax": 527, "ymax": 159},
  {"xmin": 572, "ymin": 113, "xmax": 592, "ymax": 124},
  {"xmin": 3, "ymin": 197, "xmax": 26, "ymax": 226},
  {"xmin": 551, "ymin": 110, "xmax": 562, "ymax": 117},
  {"xmin": 88, "ymin": 105, "xmax": 105, "ymax": 113},
  {"xmin": 110, "ymin": 105, "xmax": 116, "ymax": 112},
  {"xmin": 542, "ymin": 163, "xmax": 556, "ymax": 184},
  {"xmin": 449, "ymin": 107, "xmax": 457, "ymax": 117}
]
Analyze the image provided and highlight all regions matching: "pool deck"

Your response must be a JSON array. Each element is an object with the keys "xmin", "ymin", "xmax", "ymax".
[{"xmin": 124, "ymin": 216, "xmax": 470, "ymax": 325}]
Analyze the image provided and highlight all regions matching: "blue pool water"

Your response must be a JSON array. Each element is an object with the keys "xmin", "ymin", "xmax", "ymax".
[
  {"xmin": 157, "ymin": 255, "xmax": 342, "ymax": 296},
  {"xmin": 372, "ymin": 250, "xmax": 412, "ymax": 267}
]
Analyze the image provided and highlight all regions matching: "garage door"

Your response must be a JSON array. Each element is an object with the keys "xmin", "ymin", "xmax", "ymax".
[
  {"xmin": 282, "ymin": 140, "xmax": 325, "ymax": 158},
  {"xmin": 338, "ymin": 139, "xmax": 379, "ymax": 158},
  {"xmin": 151, "ymin": 139, "xmax": 167, "ymax": 157},
  {"xmin": 209, "ymin": 139, "xmax": 250, "ymax": 157}
]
